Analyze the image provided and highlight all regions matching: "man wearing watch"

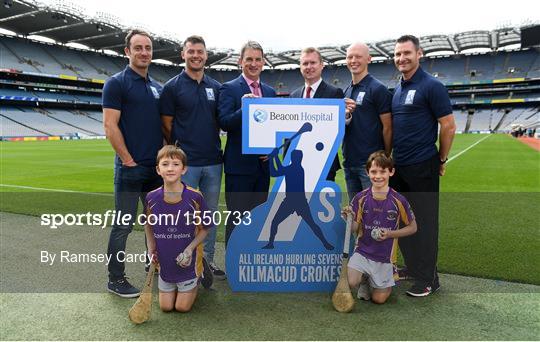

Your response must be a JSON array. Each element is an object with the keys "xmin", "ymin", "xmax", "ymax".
[{"xmin": 390, "ymin": 35, "xmax": 456, "ymax": 297}]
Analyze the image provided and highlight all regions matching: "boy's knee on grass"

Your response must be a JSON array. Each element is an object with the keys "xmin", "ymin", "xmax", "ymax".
[
  {"xmin": 371, "ymin": 288, "xmax": 391, "ymax": 304},
  {"xmin": 160, "ymin": 302, "xmax": 175, "ymax": 312},
  {"xmin": 175, "ymin": 302, "xmax": 193, "ymax": 312},
  {"xmin": 159, "ymin": 292, "xmax": 177, "ymax": 312}
]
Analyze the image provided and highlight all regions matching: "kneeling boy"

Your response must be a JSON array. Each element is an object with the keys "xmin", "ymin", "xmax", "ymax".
[
  {"xmin": 145, "ymin": 145, "xmax": 213, "ymax": 312},
  {"xmin": 344, "ymin": 151, "xmax": 417, "ymax": 304}
]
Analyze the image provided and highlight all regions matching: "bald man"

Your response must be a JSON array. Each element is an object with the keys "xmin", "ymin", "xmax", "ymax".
[{"xmin": 342, "ymin": 42, "xmax": 392, "ymax": 200}]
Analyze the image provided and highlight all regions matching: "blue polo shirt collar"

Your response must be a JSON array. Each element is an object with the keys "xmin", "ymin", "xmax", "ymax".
[
  {"xmin": 401, "ymin": 66, "xmax": 425, "ymax": 86},
  {"xmin": 125, "ymin": 65, "xmax": 154, "ymax": 83},
  {"xmin": 350, "ymin": 73, "xmax": 372, "ymax": 88},
  {"xmin": 179, "ymin": 70, "xmax": 210, "ymax": 85}
]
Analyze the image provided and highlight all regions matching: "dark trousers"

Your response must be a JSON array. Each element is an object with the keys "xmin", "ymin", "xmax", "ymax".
[
  {"xmin": 107, "ymin": 160, "xmax": 162, "ymax": 281},
  {"xmin": 224, "ymin": 172, "xmax": 269, "ymax": 246},
  {"xmin": 390, "ymin": 154, "xmax": 440, "ymax": 287}
]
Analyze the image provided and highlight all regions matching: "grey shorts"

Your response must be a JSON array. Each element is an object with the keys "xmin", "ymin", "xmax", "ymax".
[
  {"xmin": 348, "ymin": 252, "xmax": 395, "ymax": 289},
  {"xmin": 158, "ymin": 275, "xmax": 198, "ymax": 293}
]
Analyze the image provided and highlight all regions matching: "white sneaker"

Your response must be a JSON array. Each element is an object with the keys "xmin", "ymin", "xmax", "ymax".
[{"xmin": 357, "ymin": 282, "xmax": 371, "ymax": 301}]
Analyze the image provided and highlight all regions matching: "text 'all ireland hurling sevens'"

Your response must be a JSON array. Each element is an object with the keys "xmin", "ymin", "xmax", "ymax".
[{"xmin": 226, "ymin": 97, "xmax": 353, "ymax": 292}]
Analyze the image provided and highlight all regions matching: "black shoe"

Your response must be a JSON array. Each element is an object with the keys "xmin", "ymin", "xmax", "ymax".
[
  {"xmin": 209, "ymin": 262, "xmax": 227, "ymax": 280},
  {"xmin": 200, "ymin": 257, "xmax": 214, "ymax": 289},
  {"xmin": 107, "ymin": 277, "xmax": 140, "ymax": 298},
  {"xmin": 431, "ymin": 278, "xmax": 441, "ymax": 293},
  {"xmin": 406, "ymin": 283, "xmax": 435, "ymax": 297}
]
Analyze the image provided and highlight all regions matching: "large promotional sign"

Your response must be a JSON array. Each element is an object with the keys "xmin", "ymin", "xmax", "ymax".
[{"xmin": 225, "ymin": 97, "xmax": 352, "ymax": 292}]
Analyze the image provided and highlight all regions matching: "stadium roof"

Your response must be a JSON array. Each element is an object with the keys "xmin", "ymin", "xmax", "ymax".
[{"xmin": 0, "ymin": 0, "xmax": 532, "ymax": 68}]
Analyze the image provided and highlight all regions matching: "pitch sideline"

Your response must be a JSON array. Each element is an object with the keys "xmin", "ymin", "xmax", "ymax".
[
  {"xmin": 447, "ymin": 134, "xmax": 491, "ymax": 163},
  {"xmin": 1, "ymin": 134, "xmax": 493, "ymax": 197}
]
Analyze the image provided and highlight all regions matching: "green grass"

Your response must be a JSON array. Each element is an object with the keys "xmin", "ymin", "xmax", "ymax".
[
  {"xmin": 1, "ymin": 211, "xmax": 539, "ymax": 341},
  {"xmin": 441, "ymin": 134, "xmax": 540, "ymax": 192},
  {"xmin": 1, "ymin": 135, "xmax": 539, "ymax": 341},
  {"xmin": 1, "ymin": 134, "xmax": 539, "ymax": 284}
]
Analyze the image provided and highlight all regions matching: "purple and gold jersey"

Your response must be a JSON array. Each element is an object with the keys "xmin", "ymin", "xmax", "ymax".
[
  {"xmin": 351, "ymin": 187, "xmax": 414, "ymax": 263},
  {"xmin": 145, "ymin": 183, "xmax": 213, "ymax": 283}
]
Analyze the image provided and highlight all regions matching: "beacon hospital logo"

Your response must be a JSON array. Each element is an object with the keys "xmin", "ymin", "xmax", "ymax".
[
  {"xmin": 253, "ymin": 109, "xmax": 268, "ymax": 123},
  {"xmin": 226, "ymin": 97, "xmax": 353, "ymax": 292}
]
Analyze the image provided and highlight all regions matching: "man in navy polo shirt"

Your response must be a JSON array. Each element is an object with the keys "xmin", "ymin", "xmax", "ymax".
[
  {"xmin": 343, "ymin": 42, "xmax": 392, "ymax": 201},
  {"xmin": 102, "ymin": 29, "xmax": 163, "ymax": 297},
  {"xmin": 391, "ymin": 35, "xmax": 456, "ymax": 297},
  {"xmin": 160, "ymin": 35, "xmax": 226, "ymax": 281}
]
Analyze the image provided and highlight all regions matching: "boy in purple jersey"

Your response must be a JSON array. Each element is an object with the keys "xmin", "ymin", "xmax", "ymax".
[
  {"xmin": 342, "ymin": 151, "xmax": 417, "ymax": 304},
  {"xmin": 145, "ymin": 145, "xmax": 213, "ymax": 312}
]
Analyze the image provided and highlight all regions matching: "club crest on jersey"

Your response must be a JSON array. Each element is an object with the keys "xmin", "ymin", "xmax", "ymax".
[
  {"xmin": 150, "ymin": 86, "xmax": 160, "ymax": 99},
  {"xmin": 205, "ymin": 88, "xmax": 215, "ymax": 101},
  {"xmin": 387, "ymin": 210, "xmax": 397, "ymax": 220},
  {"xmin": 356, "ymin": 91, "xmax": 366, "ymax": 105},
  {"xmin": 405, "ymin": 90, "xmax": 416, "ymax": 104}
]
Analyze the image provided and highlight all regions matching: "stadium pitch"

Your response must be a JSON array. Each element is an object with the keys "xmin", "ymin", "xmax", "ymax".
[{"xmin": 0, "ymin": 133, "xmax": 539, "ymax": 340}]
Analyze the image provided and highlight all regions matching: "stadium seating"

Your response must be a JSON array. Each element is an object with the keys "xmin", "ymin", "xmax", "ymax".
[
  {"xmin": 3, "ymin": 36, "xmax": 539, "ymax": 86},
  {"xmin": 469, "ymin": 109, "xmax": 497, "ymax": 132},
  {"xmin": 2, "ymin": 37, "xmax": 78, "ymax": 76},
  {"xmin": 1, "ymin": 36, "xmax": 538, "ymax": 138},
  {"xmin": 0, "ymin": 106, "xmax": 103, "ymax": 136},
  {"xmin": 426, "ymin": 56, "xmax": 466, "ymax": 82},
  {"xmin": 85, "ymin": 111, "xmax": 103, "ymax": 122},
  {"xmin": 499, "ymin": 107, "xmax": 540, "ymax": 130},
  {"xmin": 453, "ymin": 110, "xmax": 469, "ymax": 132},
  {"xmin": 73, "ymin": 94, "xmax": 101, "ymax": 103},
  {"xmin": 77, "ymin": 51, "xmax": 124, "ymax": 77},
  {"xmin": 46, "ymin": 109, "xmax": 104, "ymax": 135},
  {"xmin": 0, "ymin": 88, "xmax": 34, "ymax": 97},
  {"xmin": 0, "ymin": 114, "xmax": 47, "ymax": 137}
]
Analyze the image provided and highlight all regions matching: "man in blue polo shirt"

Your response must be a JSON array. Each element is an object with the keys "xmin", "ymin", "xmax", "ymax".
[
  {"xmin": 343, "ymin": 42, "xmax": 392, "ymax": 201},
  {"xmin": 102, "ymin": 29, "xmax": 163, "ymax": 297},
  {"xmin": 391, "ymin": 35, "xmax": 456, "ymax": 297},
  {"xmin": 160, "ymin": 35, "xmax": 226, "ymax": 280}
]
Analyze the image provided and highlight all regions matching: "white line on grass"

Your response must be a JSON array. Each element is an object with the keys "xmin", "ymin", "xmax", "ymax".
[
  {"xmin": 3, "ymin": 134, "xmax": 493, "ymax": 203},
  {"xmin": 0, "ymin": 184, "xmax": 112, "ymax": 197},
  {"xmin": 447, "ymin": 134, "xmax": 492, "ymax": 163},
  {"xmin": 0, "ymin": 183, "xmax": 228, "ymax": 207}
]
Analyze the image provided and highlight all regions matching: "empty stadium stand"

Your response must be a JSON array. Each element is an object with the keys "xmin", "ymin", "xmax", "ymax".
[
  {"xmin": 3, "ymin": 35, "xmax": 539, "ymax": 88},
  {"xmin": 0, "ymin": 3, "xmax": 538, "ymax": 139}
]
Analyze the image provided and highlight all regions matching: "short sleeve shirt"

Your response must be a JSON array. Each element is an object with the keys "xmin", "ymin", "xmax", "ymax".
[
  {"xmin": 343, "ymin": 74, "xmax": 392, "ymax": 167},
  {"xmin": 351, "ymin": 187, "xmax": 415, "ymax": 263},
  {"xmin": 102, "ymin": 66, "xmax": 163, "ymax": 166},
  {"xmin": 160, "ymin": 71, "xmax": 222, "ymax": 166},
  {"xmin": 391, "ymin": 67, "xmax": 452, "ymax": 166},
  {"xmin": 145, "ymin": 184, "xmax": 213, "ymax": 283}
]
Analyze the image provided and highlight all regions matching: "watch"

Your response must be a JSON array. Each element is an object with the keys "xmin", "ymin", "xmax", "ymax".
[{"xmin": 440, "ymin": 157, "xmax": 448, "ymax": 164}]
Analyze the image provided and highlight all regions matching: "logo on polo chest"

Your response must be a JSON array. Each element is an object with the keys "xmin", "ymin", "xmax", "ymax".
[
  {"xmin": 205, "ymin": 88, "xmax": 215, "ymax": 101},
  {"xmin": 356, "ymin": 91, "xmax": 366, "ymax": 105},
  {"xmin": 404, "ymin": 90, "xmax": 416, "ymax": 104},
  {"xmin": 150, "ymin": 86, "xmax": 160, "ymax": 99}
]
